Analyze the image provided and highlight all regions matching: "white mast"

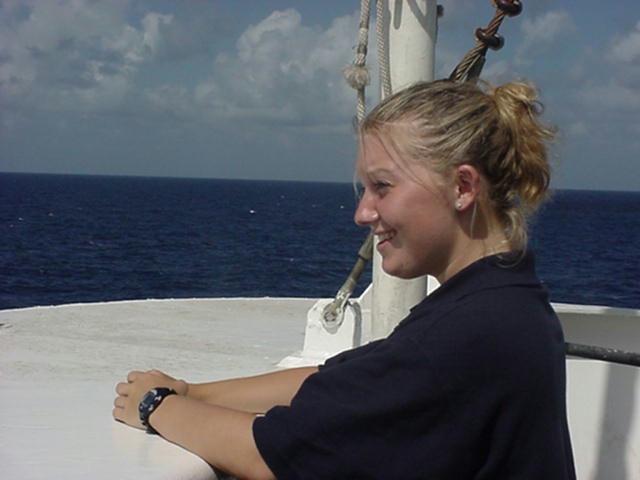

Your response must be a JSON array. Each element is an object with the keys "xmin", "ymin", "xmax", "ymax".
[
  {"xmin": 370, "ymin": 0, "xmax": 440, "ymax": 339},
  {"xmin": 279, "ymin": 0, "xmax": 441, "ymax": 366}
]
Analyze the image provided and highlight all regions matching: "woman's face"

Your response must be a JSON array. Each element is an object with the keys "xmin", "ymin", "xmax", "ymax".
[{"xmin": 355, "ymin": 132, "xmax": 461, "ymax": 282}]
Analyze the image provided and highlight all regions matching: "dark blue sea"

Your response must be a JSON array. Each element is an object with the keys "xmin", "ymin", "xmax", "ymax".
[{"xmin": 1, "ymin": 173, "xmax": 639, "ymax": 310}]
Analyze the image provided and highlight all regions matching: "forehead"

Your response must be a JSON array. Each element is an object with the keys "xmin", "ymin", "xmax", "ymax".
[
  {"xmin": 356, "ymin": 133, "xmax": 401, "ymax": 174},
  {"xmin": 356, "ymin": 131, "xmax": 448, "ymax": 190}
]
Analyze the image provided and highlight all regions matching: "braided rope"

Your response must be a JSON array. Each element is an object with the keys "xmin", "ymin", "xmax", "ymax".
[
  {"xmin": 326, "ymin": 0, "xmax": 375, "ymax": 325},
  {"xmin": 343, "ymin": 0, "xmax": 372, "ymax": 124},
  {"xmin": 449, "ymin": 1, "xmax": 520, "ymax": 83},
  {"xmin": 376, "ymin": 0, "xmax": 393, "ymax": 99},
  {"xmin": 450, "ymin": 10, "xmax": 506, "ymax": 82}
]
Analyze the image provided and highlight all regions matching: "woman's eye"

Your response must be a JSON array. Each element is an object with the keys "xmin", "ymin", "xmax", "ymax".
[
  {"xmin": 355, "ymin": 181, "xmax": 390, "ymax": 199},
  {"xmin": 374, "ymin": 182, "xmax": 390, "ymax": 192}
]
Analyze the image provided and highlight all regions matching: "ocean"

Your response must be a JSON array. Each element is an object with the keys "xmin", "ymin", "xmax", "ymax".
[{"xmin": 1, "ymin": 172, "xmax": 638, "ymax": 311}]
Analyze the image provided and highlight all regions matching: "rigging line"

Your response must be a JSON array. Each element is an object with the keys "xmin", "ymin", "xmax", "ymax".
[
  {"xmin": 343, "ymin": 0, "xmax": 372, "ymax": 125},
  {"xmin": 324, "ymin": 0, "xmax": 376, "ymax": 326},
  {"xmin": 376, "ymin": 0, "xmax": 392, "ymax": 99},
  {"xmin": 449, "ymin": 0, "xmax": 523, "ymax": 83},
  {"xmin": 322, "ymin": 232, "xmax": 375, "ymax": 327}
]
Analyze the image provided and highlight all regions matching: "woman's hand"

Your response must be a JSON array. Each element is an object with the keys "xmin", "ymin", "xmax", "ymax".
[{"xmin": 112, "ymin": 370, "xmax": 188, "ymax": 429}]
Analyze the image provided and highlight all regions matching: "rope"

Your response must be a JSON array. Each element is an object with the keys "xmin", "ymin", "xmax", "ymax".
[
  {"xmin": 324, "ymin": 0, "xmax": 375, "ymax": 326},
  {"xmin": 343, "ymin": 0, "xmax": 372, "ymax": 124},
  {"xmin": 322, "ymin": 232, "xmax": 374, "ymax": 327},
  {"xmin": 376, "ymin": 0, "xmax": 392, "ymax": 99},
  {"xmin": 449, "ymin": 0, "xmax": 523, "ymax": 83}
]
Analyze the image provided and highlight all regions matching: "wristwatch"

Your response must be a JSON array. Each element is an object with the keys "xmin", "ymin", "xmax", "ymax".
[{"xmin": 138, "ymin": 387, "xmax": 177, "ymax": 434}]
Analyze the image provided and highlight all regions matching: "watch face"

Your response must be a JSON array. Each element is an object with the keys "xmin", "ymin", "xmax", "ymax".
[
  {"xmin": 139, "ymin": 387, "xmax": 176, "ymax": 434},
  {"xmin": 139, "ymin": 389, "xmax": 161, "ymax": 426},
  {"xmin": 141, "ymin": 389, "xmax": 159, "ymax": 409}
]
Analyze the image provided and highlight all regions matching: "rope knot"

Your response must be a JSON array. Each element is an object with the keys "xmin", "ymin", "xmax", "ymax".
[
  {"xmin": 494, "ymin": 0, "xmax": 523, "ymax": 17},
  {"xmin": 475, "ymin": 28, "xmax": 505, "ymax": 50},
  {"xmin": 344, "ymin": 65, "xmax": 371, "ymax": 90}
]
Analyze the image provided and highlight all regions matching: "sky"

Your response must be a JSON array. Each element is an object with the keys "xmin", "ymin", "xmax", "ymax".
[{"xmin": 1, "ymin": 0, "xmax": 639, "ymax": 191}]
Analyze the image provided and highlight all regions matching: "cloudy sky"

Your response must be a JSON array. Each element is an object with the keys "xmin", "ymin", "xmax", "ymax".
[{"xmin": 1, "ymin": 0, "xmax": 639, "ymax": 191}]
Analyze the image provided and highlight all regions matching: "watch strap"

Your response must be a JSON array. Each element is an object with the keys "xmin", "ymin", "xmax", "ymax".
[{"xmin": 138, "ymin": 387, "xmax": 177, "ymax": 434}]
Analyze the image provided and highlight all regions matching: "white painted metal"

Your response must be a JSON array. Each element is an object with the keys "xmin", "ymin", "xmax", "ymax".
[
  {"xmin": 0, "ymin": 298, "xmax": 313, "ymax": 480},
  {"xmin": 559, "ymin": 303, "xmax": 640, "ymax": 479},
  {"xmin": 279, "ymin": 296, "xmax": 367, "ymax": 368},
  {"xmin": 2, "ymin": 299, "xmax": 640, "ymax": 479},
  {"xmin": 370, "ymin": 0, "xmax": 438, "ymax": 339}
]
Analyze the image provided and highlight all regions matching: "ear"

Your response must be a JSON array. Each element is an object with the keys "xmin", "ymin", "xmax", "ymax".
[{"xmin": 453, "ymin": 164, "xmax": 482, "ymax": 211}]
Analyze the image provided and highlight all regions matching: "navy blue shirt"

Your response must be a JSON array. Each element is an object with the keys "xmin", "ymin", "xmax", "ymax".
[{"xmin": 254, "ymin": 253, "xmax": 576, "ymax": 479}]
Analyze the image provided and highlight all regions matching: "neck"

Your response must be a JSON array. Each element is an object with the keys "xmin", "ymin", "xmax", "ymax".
[{"xmin": 437, "ymin": 219, "xmax": 511, "ymax": 284}]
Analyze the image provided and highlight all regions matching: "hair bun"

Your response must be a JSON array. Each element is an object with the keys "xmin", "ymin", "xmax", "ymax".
[{"xmin": 488, "ymin": 81, "xmax": 554, "ymax": 206}]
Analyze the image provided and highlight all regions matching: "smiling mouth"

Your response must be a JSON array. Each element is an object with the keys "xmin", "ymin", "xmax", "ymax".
[{"xmin": 376, "ymin": 231, "xmax": 395, "ymax": 248}]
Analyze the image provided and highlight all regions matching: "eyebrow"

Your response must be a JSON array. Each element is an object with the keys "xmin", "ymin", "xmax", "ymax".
[{"xmin": 361, "ymin": 167, "xmax": 396, "ymax": 179}]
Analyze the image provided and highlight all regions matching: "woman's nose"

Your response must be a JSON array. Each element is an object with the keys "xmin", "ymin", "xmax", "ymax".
[{"xmin": 354, "ymin": 193, "xmax": 379, "ymax": 226}]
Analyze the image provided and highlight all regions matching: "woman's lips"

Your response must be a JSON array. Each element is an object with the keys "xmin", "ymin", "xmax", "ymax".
[{"xmin": 376, "ymin": 231, "xmax": 394, "ymax": 252}]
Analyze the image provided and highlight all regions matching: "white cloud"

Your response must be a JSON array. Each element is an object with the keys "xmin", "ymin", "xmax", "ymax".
[
  {"xmin": 145, "ymin": 9, "xmax": 360, "ymax": 129},
  {"xmin": 567, "ymin": 121, "xmax": 588, "ymax": 137},
  {"xmin": 610, "ymin": 20, "xmax": 640, "ymax": 64},
  {"xmin": 0, "ymin": 1, "xmax": 363, "ymax": 156},
  {"xmin": 516, "ymin": 10, "xmax": 575, "ymax": 64},
  {"xmin": 0, "ymin": 1, "xmax": 146, "ymax": 111},
  {"xmin": 0, "ymin": 0, "xmax": 220, "ymax": 114},
  {"xmin": 0, "ymin": 2, "xmax": 360, "ymax": 127},
  {"xmin": 577, "ymin": 81, "xmax": 640, "ymax": 112},
  {"xmin": 605, "ymin": 20, "xmax": 640, "ymax": 90},
  {"xmin": 572, "ymin": 80, "xmax": 640, "ymax": 144},
  {"xmin": 140, "ymin": 13, "xmax": 174, "ymax": 58},
  {"xmin": 480, "ymin": 60, "xmax": 514, "ymax": 83},
  {"xmin": 521, "ymin": 10, "xmax": 574, "ymax": 47}
]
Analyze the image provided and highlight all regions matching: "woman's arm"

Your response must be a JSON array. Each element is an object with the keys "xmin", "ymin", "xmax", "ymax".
[
  {"xmin": 136, "ymin": 366, "xmax": 318, "ymax": 413},
  {"xmin": 187, "ymin": 366, "xmax": 318, "ymax": 413},
  {"xmin": 113, "ymin": 367, "xmax": 318, "ymax": 478},
  {"xmin": 148, "ymin": 395, "xmax": 274, "ymax": 480},
  {"xmin": 113, "ymin": 370, "xmax": 275, "ymax": 479}
]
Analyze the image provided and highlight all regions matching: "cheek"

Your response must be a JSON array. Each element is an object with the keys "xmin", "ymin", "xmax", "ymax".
[{"xmin": 403, "ymin": 202, "xmax": 455, "ymax": 248}]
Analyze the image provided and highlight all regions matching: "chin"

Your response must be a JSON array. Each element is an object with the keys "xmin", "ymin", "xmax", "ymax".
[
  {"xmin": 397, "ymin": 272, "xmax": 425, "ymax": 280},
  {"xmin": 382, "ymin": 264, "xmax": 425, "ymax": 280}
]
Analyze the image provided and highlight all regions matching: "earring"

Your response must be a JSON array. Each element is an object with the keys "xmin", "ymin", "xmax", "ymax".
[{"xmin": 455, "ymin": 201, "xmax": 463, "ymax": 210}]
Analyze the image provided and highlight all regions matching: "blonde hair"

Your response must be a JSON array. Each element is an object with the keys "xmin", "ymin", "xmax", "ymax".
[{"xmin": 360, "ymin": 79, "xmax": 555, "ymax": 253}]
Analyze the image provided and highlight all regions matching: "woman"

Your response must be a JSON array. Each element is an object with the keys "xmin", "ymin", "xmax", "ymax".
[{"xmin": 114, "ymin": 79, "xmax": 576, "ymax": 479}]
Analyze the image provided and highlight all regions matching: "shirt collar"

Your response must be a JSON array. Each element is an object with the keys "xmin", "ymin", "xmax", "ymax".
[{"xmin": 409, "ymin": 251, "xmax": 541, "ymax": 316}]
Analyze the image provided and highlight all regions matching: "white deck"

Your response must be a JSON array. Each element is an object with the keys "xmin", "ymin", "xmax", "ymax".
[
  {"xmin": 1, "ymin": 298, "xmax": 640, "ymax": 479},
  {"xmin": 0, "ymin": 298, "xmax": 314, "ymax": 480}
]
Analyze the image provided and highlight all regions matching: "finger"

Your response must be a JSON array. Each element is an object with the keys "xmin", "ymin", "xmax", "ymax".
[
  {"xmin": 113, "ymin": 407, "xmax": 123, "ymax": 421},
  {"xmin": 115, "ymin": 382, "xmax": 129, "ymax": 395},
  {"xmin": 127, "ymin": 370, "xmax": 143, "ymax": 382},
  {"xmin": 113, "ymin": 395, "xmax": 126, "ymax": 408}
]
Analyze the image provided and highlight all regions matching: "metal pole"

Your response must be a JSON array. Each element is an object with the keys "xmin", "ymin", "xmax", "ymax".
[
  {"xmin": 566, "ymin": 342, "xmax": 640, "ymax": 367},
  {"xmin": 370, "ymin": 0, "xmax": 439, "ymax": 339}
]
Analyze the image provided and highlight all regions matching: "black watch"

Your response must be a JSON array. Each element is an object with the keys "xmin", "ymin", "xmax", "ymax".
[{"xmin": 138, "ymin": 387, "xmax": 177, "ymax": 434}]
